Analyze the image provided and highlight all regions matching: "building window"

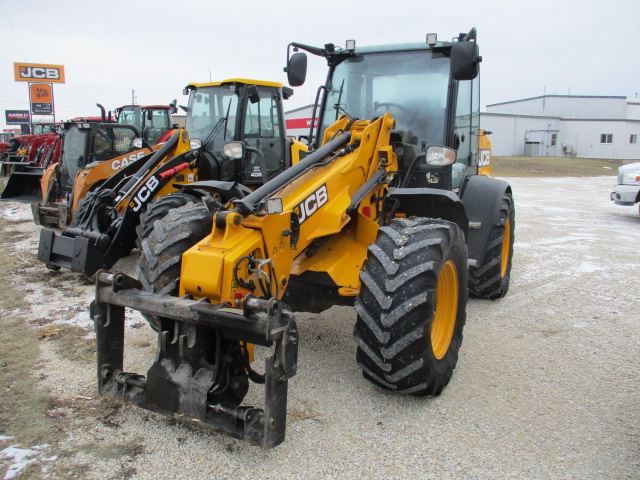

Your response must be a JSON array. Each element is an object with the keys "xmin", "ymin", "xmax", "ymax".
[
  {"xmin": 631, "ymin": 134, "xmax": 638, "ymax": 144},
  {"xmin": 600, "ymin": 134, "xmax": 613, "ymax": 144},
  {"xmin": 551, "ymin": 133, "xmax": 557, "ymax": 146}
]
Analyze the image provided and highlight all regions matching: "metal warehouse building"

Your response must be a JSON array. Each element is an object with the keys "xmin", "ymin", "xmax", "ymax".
[
  {"xmin": 481, "ymin": 95, "xmax": 640, "ymax": 159},
  {"xmin": 286, "ymin": 96, "xmax": 640, "ymax": 160},
  {"xmin": 284, "ymin": 105, "xmax": 316, "ymax": 140}
]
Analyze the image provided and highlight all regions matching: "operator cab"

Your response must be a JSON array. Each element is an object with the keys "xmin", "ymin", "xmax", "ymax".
[
  {"xmin": 286, "ymin": 30, "xmax": 482, "ymax": 192},
  {"xmin": 116, "ymin": 105, "xmax": 173, "ymax": 145},
  {"xmin": 57, "ymin": 122, "xmax": 141, "ymax": 195},
  {"xmin": 184, "ymin": 80, "xmax": 292, "ymax": 185}
]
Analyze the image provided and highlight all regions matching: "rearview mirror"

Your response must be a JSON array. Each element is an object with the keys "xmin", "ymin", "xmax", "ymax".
[
  {"xmin": 286, "ymin": 52, "xmax": 307, "ymax": 87},
  {"xmin": 246, "ymin": 85, "xmax": 260, "ymax": 104},
  {"xmin": 450, "ymin": 29, "xmax": 481, "ymax": 81}
]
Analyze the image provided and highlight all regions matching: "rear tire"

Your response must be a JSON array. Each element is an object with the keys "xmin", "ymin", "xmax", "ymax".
[
  {"xmin": 136, "ymin": 202, "xmax": 213, "ymax": 330},
  {"xmin": 354, "ymin": 218, "xmax": 468, "ymax": 396},
  {"xmin": 135, "ymin": 192, "xmax": 201, "ymax": 249},
  {"xmin": 469, "ymin": 194, "xmax": 515, "ymax": 299}
]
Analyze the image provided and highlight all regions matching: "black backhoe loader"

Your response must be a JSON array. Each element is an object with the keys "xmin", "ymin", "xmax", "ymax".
[{"xmin": 90, "ymin": 29, "xmax": 515, "ymax": 448}]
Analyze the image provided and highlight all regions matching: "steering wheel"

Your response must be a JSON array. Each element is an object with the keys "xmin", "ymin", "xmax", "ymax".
[{"xmin": 374, "ymin": 102, "xmax": 411, "ymax": 116}]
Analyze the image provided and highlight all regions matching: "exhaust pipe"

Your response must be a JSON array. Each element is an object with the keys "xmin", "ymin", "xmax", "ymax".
[{"xmin": 96, "ymin": 103, "xmax": 106, "ymax": 122}]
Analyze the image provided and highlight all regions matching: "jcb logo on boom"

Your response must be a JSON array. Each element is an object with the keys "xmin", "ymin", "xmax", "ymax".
[
  {"xmin": 295, "ymin": 184, "xmax": 329, "ymax": 224},
  {"xmin": 111, "ymin": 151, "xmax": 145, "ymax": 171},
  {"xmin": 130, "ymin": 176, "xmax": 160, "ymax": 212}
]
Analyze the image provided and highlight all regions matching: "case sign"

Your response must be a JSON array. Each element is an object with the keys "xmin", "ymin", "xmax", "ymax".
[
  {"xmin": 14, "ymin": 63, "xmax": 65, "ymax": 83},
  {"xmin": 5, "ymin": 110, "xmax": 30, "ymax": 125}
]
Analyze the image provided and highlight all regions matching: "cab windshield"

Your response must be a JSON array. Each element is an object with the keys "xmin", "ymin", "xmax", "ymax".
[
  {"xmin": 320, "ymin": 50, "xmax": 450, "ymax": 165},
  {"xmin": 119, "ymin": 107, "xmax": 170, "ymax": 144},
  {"xmin": 118, "ymin": 107, "xmax": 142, "ymax": 127},
  {"xmin": 60, "ymin": 126, "xmax": 89, "ymax": 188},
  {"xmin": 33, "ymin": 124, "xmax": 57, "ymax": 135},
  {"xmin": 186, "ymin": 86, "xmax": 239, "ymax": 152}
]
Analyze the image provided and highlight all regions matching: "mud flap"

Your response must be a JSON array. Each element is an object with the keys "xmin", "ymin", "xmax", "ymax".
[
  {"xmin": 91, "ymin": 271, "xmax": 299, "ymax": 449},
  {"xmin": 37, "ymin": 228, "xmax": 108, "ymax": 275}
]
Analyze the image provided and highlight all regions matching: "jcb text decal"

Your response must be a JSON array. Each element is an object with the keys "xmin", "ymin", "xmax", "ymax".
[
  {"xmin": 479, "ymin": 149, "xmax": 491, "ymax": 167},
  {"xmin": 130, "ymin": 176, "xmax": 160, "ymax": 212},
  {"xmin": 295, "ymin": 184, "xmax": 328, "ymax": 224}
]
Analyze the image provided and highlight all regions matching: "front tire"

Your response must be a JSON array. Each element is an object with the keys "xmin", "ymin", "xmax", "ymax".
[
  {"xmin": 136, "ymin": 202, "xmax": 213, "ymax": 329},
  {"xmin": 134, "ymin": 192, "xmax": 201, "ymax": 249},
  {"xmin": 354, "ymin": 218, "xmax": 468, "ymax": 396},
  {"xmin": 469, "ymin": 193, "xmax": 515, "ymax": 299}
]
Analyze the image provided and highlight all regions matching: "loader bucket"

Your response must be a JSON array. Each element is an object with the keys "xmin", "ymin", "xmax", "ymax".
[
  {"xmin": 0, "ymin": 167, "xmax": 44, "ymax": 202},
  {"xmin": 91, "ymin": 271, "xmax": 299, "ymax": 448}
]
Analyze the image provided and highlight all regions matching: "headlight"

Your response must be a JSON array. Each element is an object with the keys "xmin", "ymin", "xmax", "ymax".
[
  {"xmin": 425, "ymin": 145, "xmax": 456, "ymax": 166},
  {"xmin": 189, "ymin": 138, "xmax": 203, "ymax": 150},
  {"xmin": 223, "ymin": 141, "xmax": 246, "ymax": 159},
  {"xmin": 622, "ymin": 171, "xmax": 640, "ymax": 185}
]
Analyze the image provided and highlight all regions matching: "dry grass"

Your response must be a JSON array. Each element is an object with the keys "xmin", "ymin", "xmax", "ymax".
[
  {"xmin": 492, "ymin": 156, "xmax": 627, "ymax": 177},
  {"xmin": 0, "ymin": 218, "xmax": 56, "ymax": 447}
]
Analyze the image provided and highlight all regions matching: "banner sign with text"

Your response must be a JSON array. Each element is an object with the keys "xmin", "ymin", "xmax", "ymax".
[
  {"xmin": 5, "ymin": 110, "xmax": 30, "ymax": 125},
  {"xmin": 29, "ymin": 83, "xmax": 54, "ymax": 115},
  {"xmin": 14, "ymin": 62, "xmax": 65, "ymax": 83},
  {"xmin": 285, "ymin": 117, "xmax": 318, "ymax": 130}
]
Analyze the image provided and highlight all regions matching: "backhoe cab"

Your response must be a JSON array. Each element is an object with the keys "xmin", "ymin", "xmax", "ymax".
[
  {"xmin": 31, "ymin": 120, "xmax": 154, "ymax": 227},
  {"xmin": 92, "ymin": 30, "xmax": 515, "ymax": 449}
]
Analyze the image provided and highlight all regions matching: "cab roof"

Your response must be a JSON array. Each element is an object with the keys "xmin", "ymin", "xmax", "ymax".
[
  {"xmin": 186, "ymin": 78, "xmax": 285, "ymax": 89},
  {"xmin": 353, "ymin": 40, "xmax": 453, "ymax": 55}
]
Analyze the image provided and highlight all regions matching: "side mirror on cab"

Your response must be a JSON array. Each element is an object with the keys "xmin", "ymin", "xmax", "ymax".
[
  {"xmin": 246, "ymin": 85, "xmax": 261, "ymax": 104},
  {"xmin": 450, "ymin": 28, "xmax": 481, "ymax": 81},
  {"xmin": 285, "ymin": 52, "xmax": 307, "ymax": 87}
]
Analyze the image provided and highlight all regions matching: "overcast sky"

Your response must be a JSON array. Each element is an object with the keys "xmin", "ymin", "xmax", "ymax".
[{"xmin": 1, "ymin": 0, "xmax": 639, "ymax": 129}]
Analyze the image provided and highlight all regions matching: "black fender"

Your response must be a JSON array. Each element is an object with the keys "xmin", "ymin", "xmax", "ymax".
[
  {"xmin": 386, "ymin": 187, "xmax": 469, "ymax": 237},
  {"xmin": 459, "ymin": 174, "xmax": 512, "ymax": 266}
]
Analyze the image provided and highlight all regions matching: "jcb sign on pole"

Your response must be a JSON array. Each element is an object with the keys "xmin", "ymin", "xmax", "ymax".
[
  {"xmin": 13, "ymin": 63, "xmax": 65, "ymax": 83},
  {"xmin": 29, "ymin": 83, "xmax": 54, "ymax": 115}
]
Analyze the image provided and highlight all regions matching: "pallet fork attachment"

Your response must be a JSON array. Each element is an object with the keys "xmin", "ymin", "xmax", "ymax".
[{"xmin": 91, "ymin": 271, "xmax": 299, "ymax": 448}]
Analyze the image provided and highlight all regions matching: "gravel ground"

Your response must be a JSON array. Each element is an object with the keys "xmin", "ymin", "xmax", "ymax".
[{"xmin": 0, "ymin": 175, "xmax": 638, "ymax": 479}]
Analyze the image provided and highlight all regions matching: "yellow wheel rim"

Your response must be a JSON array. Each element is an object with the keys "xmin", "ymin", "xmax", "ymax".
[
  {"xmin": 500, "ymin": 217, "xmax": 511, "ymax": 278},
  {"xmin": 431, "ymin": 260, "xmax": 458, "ymax": 360}
]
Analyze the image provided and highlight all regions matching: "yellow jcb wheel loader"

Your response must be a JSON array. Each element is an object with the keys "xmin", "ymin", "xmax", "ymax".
[
  {"xmin": 37, "ymin": 79, "xmax": 305, "ymax": 276},
  {"xmin": 90, "ymin": 28, "xmax": 515, "ymax": 448}
]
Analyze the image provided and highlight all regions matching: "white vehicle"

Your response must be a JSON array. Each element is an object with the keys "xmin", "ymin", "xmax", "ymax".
[{"xmin": 611, "ymin": 161, "xmax": 640, "ymax": 214}]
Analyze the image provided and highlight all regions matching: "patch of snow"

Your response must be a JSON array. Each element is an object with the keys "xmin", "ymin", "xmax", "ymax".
[
  {"xmin": 0, "ymin": 444, "xmax": 52, "ymax": 480},
  {"xmin": 571, "ymin": 262, "xmax": 605, "ymax": 274}
]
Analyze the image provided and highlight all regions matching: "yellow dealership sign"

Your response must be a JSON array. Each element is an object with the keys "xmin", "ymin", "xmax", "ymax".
[{"xmin": 13, "ymin": 63, "xmax": 65, "ymax": 83}]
